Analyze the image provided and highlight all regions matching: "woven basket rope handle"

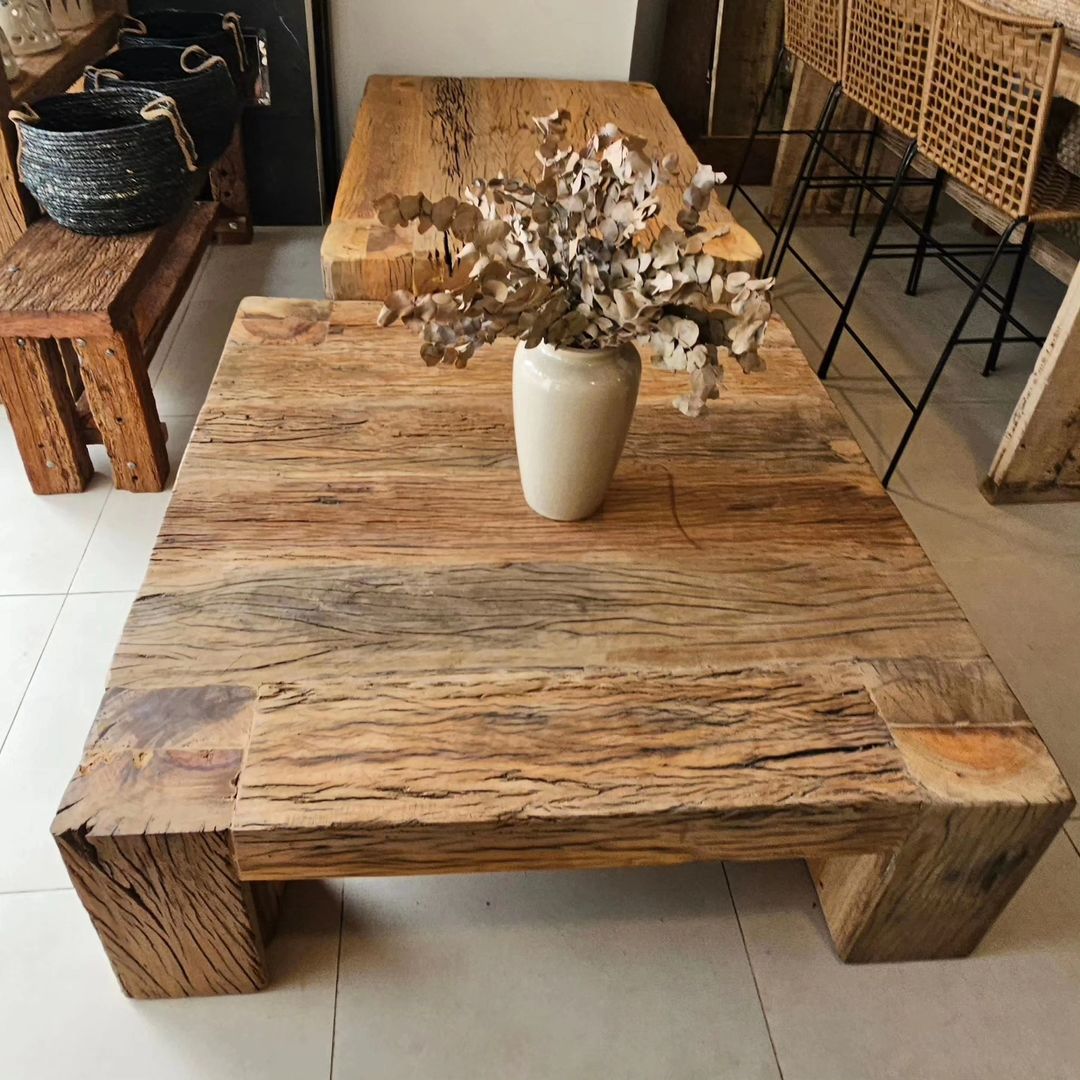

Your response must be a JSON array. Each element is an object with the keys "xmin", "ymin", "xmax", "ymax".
[
  {"xmin": 180, "ymin": 44, "xmax": 228, "ymax": 75},
  {"xmin": 120, "ymin": 14, "xmax": 148, "ymax": 34},
  {"xmin": 222, "ymin": 12, "xmax": 247, "ymax": 71},
  {"xmin": 140, "ymin": 94, "xmax": 199, "ymax": 172},
  {"xmin": 8, "ymin": 104, "xmax": 40, "ymax": 124},
  {"xmin": 7, "ymin": 106, "xmax": 39, "ymax": 183},
  {"xmin": 85, "ymin": 65, "xmax": 124, "ymax": 82}
]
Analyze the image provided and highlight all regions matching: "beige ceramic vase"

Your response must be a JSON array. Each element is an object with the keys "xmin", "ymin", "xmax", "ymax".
[{"xmin": 512, "ymin": 339, "xmax": 641, "ymax": 521}]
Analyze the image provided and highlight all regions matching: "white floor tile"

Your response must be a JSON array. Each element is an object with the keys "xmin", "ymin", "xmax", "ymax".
[
  {"xmin": 149, "ymin": 297, "xmax": 240, "ymax": 416},
  {"xmin": 0, "ymin": 882, "xmax": 340, "ymax": 1080},
  {"xmin": 0, "ymin": 419, "xmax": 111, "ymax": 595},
  {"xmin": 195, "ymin": 226, "xmax": 326, "ymax": 300},
  {"xmin": 332, "ymin": 863, "xmax": 780, "ymax": 1080},
  {"xmin": 727, "ymin": 836, "xmax": 1080, "ymax": 1080},
  {"xmin": 71, "ymin": 417, "xmax": 197, "ymax": 593},
  {"xmin": 0, "ymin": 592, "xmax": 134, "ymax": 893},
  {"xmin": 0, "ymin": 594, "xmax": 64, "ymax": 749},
  {"xmin": 149, "ymin": 250, "xmax": 212, "ymax": 387}
]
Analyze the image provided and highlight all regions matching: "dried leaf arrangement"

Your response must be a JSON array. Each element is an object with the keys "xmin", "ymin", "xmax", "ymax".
[{"xmin": 376, "ymin": 110, "xmax": 774, "ymax": 416}]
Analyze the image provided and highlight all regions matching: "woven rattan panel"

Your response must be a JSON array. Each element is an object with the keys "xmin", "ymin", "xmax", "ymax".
[
  {"xmin": 918, "ymin": 0, "xmax": 1063, "ymax": 219},
  {"xmin": 785, "ymin": 0, "xmax": 846, "ymax": 83},
  {"xmin": 842, "ymin": 0, "xmax": 936, "ymax": 140}
]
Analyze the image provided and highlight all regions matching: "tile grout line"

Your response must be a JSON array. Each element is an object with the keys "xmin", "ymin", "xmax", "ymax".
[
  {"xmin": 1, "ymin": 486, "xmax": 119, "ymax": 754},
  {"xmin": 722, "ymin": 864, "xmax": 786, "ymax": 1080},
  {"xmin": 1065, "ymin": 826, "xmax": 1080, "ymax": 862},
  {"xmin": 65, "ymin": 481, "xmax": 114, "ymax": 596},
  {"xmin": 0, "ymin": 885, "xmax": 73, "ymax": 898},
  {"xmin": 327, "ymin": 881, "xmax": 346, "ymax": 1080},
  {"xmin": 150, "ymin": 248, "xmax": 214, "ymax": 390},
  {"xmin": 0, "ymin": 595, "xmax": 66, "ymax": 758}
]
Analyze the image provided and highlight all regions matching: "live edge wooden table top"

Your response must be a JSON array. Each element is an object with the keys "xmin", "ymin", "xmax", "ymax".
[
  {"xmin": 321, "ymin": 75, "xmax": 763, "ymax": 300},
  {"xmin": 53, "ymin": 298, "xmax": 1073, "ymax": 999}
]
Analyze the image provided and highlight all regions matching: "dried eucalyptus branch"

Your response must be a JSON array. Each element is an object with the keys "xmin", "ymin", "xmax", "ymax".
[{"xmin": 376, "ymin": 110, "xmax": 774, "ymax": 415}]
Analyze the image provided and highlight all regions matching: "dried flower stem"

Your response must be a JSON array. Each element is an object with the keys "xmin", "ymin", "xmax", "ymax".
[{"xmin": 377, "ymin": 110, "xmax": 774, "ymax": 415}]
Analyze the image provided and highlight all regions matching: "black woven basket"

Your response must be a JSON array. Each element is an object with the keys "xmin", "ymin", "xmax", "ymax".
[
  {"xmin": 10, "ymin": 88, "xmax": 201, "ymax": 235},
  {"xmin": 85, "ymin": 46, "xmax": 238, "ymax": 166},
  {"xmin": 118, "ymin": 10, "xmax": 249, "ymax": 89}
]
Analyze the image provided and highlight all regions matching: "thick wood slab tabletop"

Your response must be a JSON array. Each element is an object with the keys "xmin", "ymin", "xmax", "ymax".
[
  {"xmin": 322, "ymin": 76, "xmax": 764, "ymax": 299},
  {"xmin": 52, "ymin": 299, "xmax": 1072, "ymax": 996}
]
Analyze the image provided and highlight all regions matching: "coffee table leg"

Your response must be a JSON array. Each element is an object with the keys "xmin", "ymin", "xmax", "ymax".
[
  {"xmin": 51, "ymin": 687, "xmax": 283, "ymax": 998},
  {"xmin": 813, "ymin": 726, "xmax": 1073, "ymax": 961}
]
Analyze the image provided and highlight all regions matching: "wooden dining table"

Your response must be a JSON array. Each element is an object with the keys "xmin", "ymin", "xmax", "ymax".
[
  {"xmin": 771, "ymin": 6, "xmax": 1080, "ymax": 504},
  {"xmin": 321, "ymin": 76, "xmax": 763, "ymax": 302}
]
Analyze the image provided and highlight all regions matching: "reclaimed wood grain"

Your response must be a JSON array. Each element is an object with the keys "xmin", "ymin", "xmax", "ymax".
[
  {"xmin": 0, "ymin": 203, "xmax": 215, "ymax": 493},
  {"xmin": 210, "ymin": 125, "xmax": 253, "ymax": 244},
  {"xmin": 322, "ymin": 77, "xmax": 763, "ymax": 299},
  {"xmin": 0, "ymin": 208, "xmax": 204, "ymax": 339},
  {"xmin": 56, "ymin": 298, "xmax": 1072, "ymax": 995},
  {"xmin": 74, "ymin": 330, "xmax": 169, "ymax": 493},
  {"xmin": 0, "ymin": 335, "xmax": 91, "ymax": 493},
  {"xmin": 983, "ymin": 262, "xmax": 1080, "ymax": 502},
  {"xmin": 234, "ymin": 667, "xmax": 923, "ymax": 878},
  {"xmin": 52, "ymin": 686, "xmax": 281, "ymax": 998}
]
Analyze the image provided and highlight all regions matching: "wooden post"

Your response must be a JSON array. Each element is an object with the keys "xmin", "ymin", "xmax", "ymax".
[
  {"xmin": 0, "ymin": 335, "xmax": 91, "ymax": 493},
  {"xmin": 74, "ymin": 329, "xmax": 170, "ymax": 492},
  {"xmin": 983, "ymin": 262, "xmax": 1080, "ymax": 503},
  {"xmin": 52, "ymin": 686, "xmax": 282, "ymax": 999},
  {"xmin": 813, "ymin": 669, "xmax": 1073, "ymax": 961},
  {"xmin": 210, "ymin": 123, "xmax": 253, "ymax": 244}
]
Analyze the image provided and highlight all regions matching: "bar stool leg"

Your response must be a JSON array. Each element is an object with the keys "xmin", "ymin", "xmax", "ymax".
[
  {"xmin": 905, "ymin": 168, "xmax": 946, "ymax": 297},
  {"xmin": 883, "ymin": 220, "xmax": 1023, "ymax": 487},
  {"xmin": 982, "ymin": 221, "xmax": 1034, "ymax": 377},
  {"xmin": 818, "ymin": 141, "xmax": 918, "ymax": 379},
  {"xmin": 848, "ymin": 117, "xmax": 880, "ymax": 238},
  {"xmin": 765, "ymin": 82, "xmax": 844, "ymax": 278},
  {"xmin": 727, "ymin": 47, "xmax": 788, "ymax": 211}
]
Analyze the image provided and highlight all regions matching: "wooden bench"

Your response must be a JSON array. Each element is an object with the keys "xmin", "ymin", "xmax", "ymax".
[{"xmin": 0, "ymin": 202, "xmax": 218, "ymax": 494}]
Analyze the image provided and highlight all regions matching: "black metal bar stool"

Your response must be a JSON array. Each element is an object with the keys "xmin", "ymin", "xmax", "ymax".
[
  {"xmin": 727, "ymin": 0, "xmax": 860, "ymax": 272},
  {"xmin": 877, "ymin": 0, "xmax": 1074, "ymax": 483}
]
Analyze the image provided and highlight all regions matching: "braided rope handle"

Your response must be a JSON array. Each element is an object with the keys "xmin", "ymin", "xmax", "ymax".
[
  {"xmin": 120, "ymin": 14, "xmax": 148, "ymax": 34},
  {"xmin": 7, "ymin": 105, "xmax": 41, "ymax": 183},
  {"xmin": 140, "ymin": 94, "xmax": 199, "ymax": 172},
  {"xmin": 85, "ymin": 65, "xmax": 125, "ymax": 82},
  {"xmin": 180, "ymin": 44, "xmax": 229, "ymax": 75},
  {"xmin": 222, "ymin": 12, "xmax": 247, "ymax": 71}
]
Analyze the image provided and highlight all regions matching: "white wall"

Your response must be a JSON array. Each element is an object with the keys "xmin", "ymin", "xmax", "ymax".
[{"xmin": 329, "ymin": 0, "xmax": 643, "ymax": 161}]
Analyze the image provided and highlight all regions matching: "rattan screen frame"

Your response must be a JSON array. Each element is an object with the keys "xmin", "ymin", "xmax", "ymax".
[
  {"xmin": 785, "ymin": 0, "xmax": 847, "ymax": 83},
  {"xmin": 841, "ymin": 0, "xmax": 938, "ymax": 141},
  {"xmin": 918, "ymin": 0, "xmax": 1065, "ymax": 219}
]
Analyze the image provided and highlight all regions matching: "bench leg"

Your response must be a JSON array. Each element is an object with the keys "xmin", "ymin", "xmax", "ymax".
[
  {"xmin": 75, "ymin": 331, "xmax": 170, "ymax": 493},
  {"xmin": 211, "ymin": 123, "xmax": 253, "ymax": 244},
  {"xmin": 0, "ymin": 336, "xmax": 92, "ymax": 493},
  {"xmin": 52, "ymin": 686, "xmax": 284, "ymax": 998},
  {"xmin": 813, "ymin": 726, "xmax": 1073, "ymax": 961}
]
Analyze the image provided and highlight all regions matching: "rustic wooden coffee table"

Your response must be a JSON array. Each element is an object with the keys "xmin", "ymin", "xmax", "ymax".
[
  {"xmin": 321, "ymin": 75, "xmax": 762, "ymax": 299},
  {"xmin": 53, "ymin": 298, "xmax": 1073, "ymax": 999}
]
